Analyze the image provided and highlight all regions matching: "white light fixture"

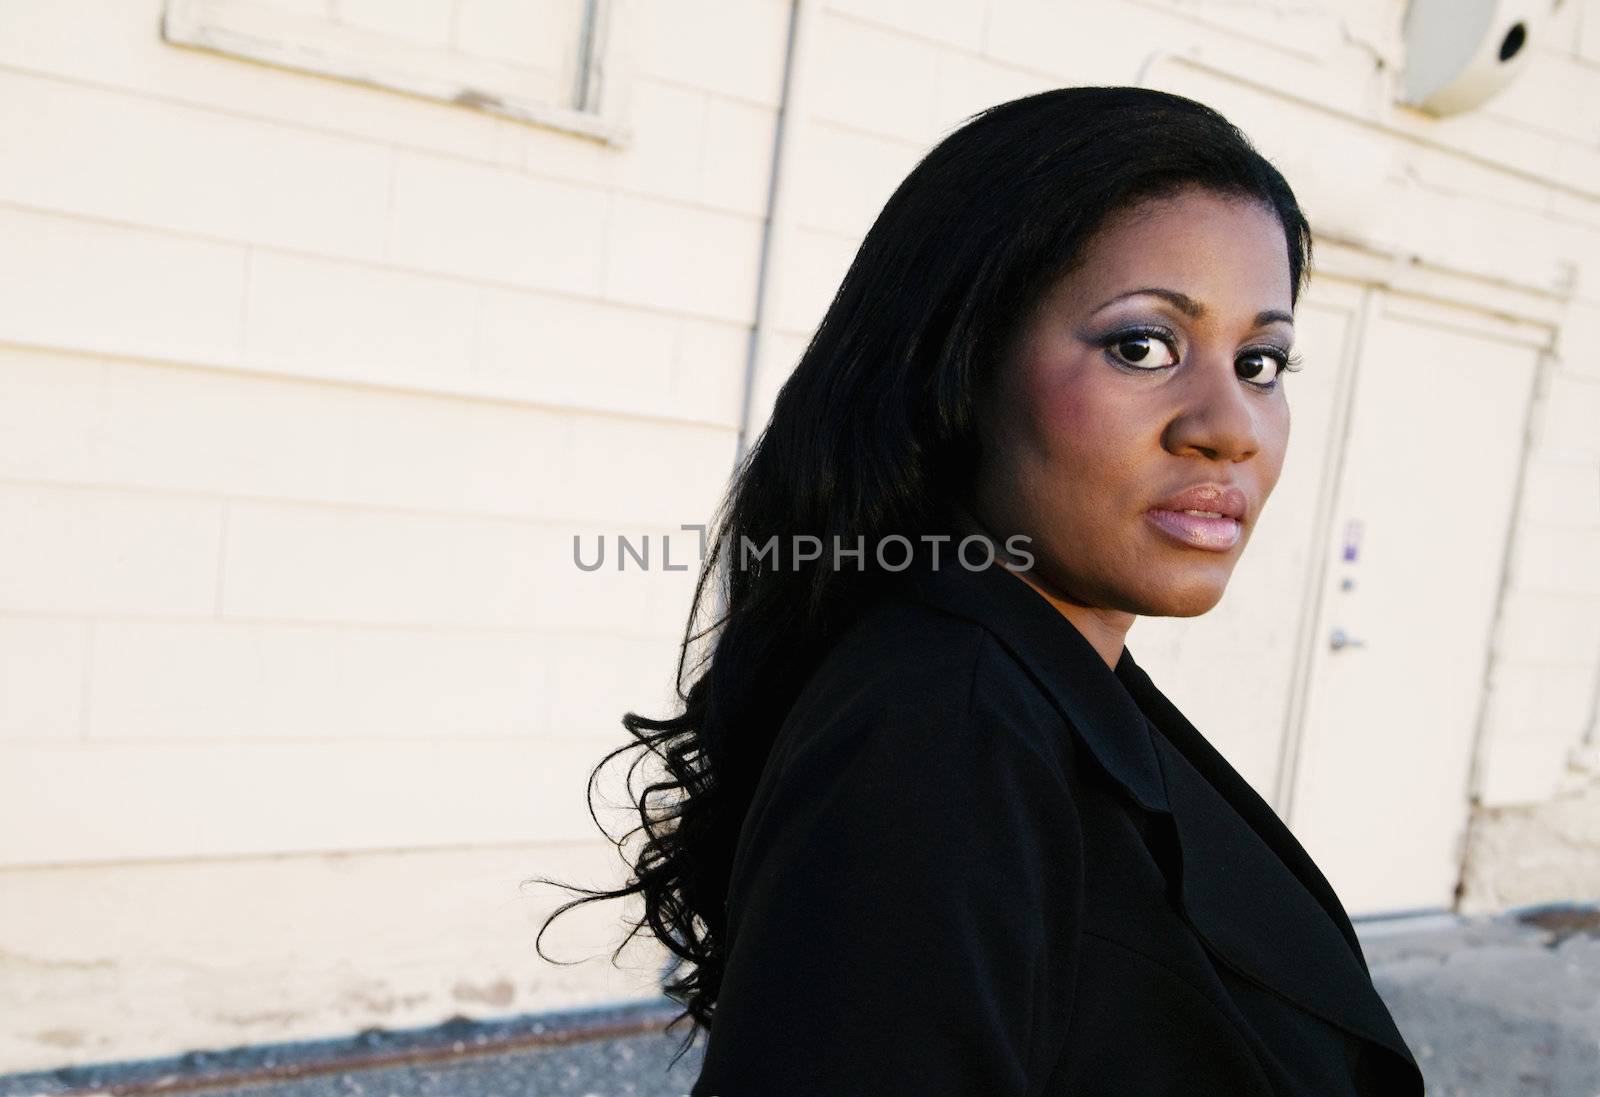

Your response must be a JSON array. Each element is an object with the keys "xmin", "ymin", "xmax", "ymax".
[{"xmin": 1400, "ymin": 0, "xmax": 1558, "ymax": 116}]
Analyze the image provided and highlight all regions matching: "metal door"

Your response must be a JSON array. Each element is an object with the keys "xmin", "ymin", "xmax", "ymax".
[{"xmin": 1281, "ymin": 288, "xmax": 1541, "ymax": 916}]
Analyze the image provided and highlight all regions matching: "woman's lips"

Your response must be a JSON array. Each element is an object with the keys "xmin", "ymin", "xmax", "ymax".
[{"xmin": 1145, "ymin": 507, "xmax": 1243, "ymax": 551}]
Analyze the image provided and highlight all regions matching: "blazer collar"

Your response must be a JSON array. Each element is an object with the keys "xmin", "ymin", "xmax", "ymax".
[
  {"xmin": 892, "ymin": 558, "xmax": 1171, "ymax": 815},
  {"xmin": 890, "ymin": 560, "xmax": 1423, "ymax": 1087}
]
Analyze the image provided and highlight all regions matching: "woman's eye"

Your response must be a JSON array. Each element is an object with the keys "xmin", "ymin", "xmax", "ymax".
[
  {"xmin": 1107, "ymin": 333, "xmax": 1177, "ymax": 370},
  {"xmin": 1236, "ymin": 349, "xmax": 1291, "ymax": 385}
]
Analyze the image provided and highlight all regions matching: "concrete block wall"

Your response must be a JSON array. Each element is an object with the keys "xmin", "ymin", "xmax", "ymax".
[
  {"xmin": 0, "ymin": 0, "xmax": 781, "ymax": 1072},
  {"xmin": 1, "ymin": 0, "xmax": 1597, "ymax": 1074},
  {"xmin": 1453, "ymin": 0, "xmax": 1600, "ymax": 911},
  {"xmin": 759, "ymin": 0, "xmax": 1600, "ymax": 913}
]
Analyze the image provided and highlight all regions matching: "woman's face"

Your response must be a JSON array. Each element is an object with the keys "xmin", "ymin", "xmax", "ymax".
[{"xmin": 970, "ymin": 186, "xmax": 1295, "ymax": 625}]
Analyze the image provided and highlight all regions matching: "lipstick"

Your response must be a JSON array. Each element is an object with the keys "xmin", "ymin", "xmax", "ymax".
[{"xmin": 1146, "ymin": 483, "xmax": 1247, "ymax": 552}]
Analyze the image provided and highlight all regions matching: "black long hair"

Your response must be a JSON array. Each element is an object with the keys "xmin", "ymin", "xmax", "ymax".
[{"xmin": 529, "ymin": 85, "xmax": 1314, "ymax": 1064}]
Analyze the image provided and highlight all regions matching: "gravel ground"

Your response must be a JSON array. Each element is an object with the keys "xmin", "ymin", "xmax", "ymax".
[
  {"xmin": 1361, "ymin": 909, "xmax": 1600, "ymax": 1097},
  {"xmin": 4, "ymin": 908, "xmax": 1597, "ymax": 1097},
  {"xmin": 171, "ymin": 1033, "xmax": 706, "ymax": 1097}
]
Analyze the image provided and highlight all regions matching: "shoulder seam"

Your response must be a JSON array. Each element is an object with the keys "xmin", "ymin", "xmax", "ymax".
[{"xmin": 963, "ymin": 628, "xmax": 1074, "ymax": 783}]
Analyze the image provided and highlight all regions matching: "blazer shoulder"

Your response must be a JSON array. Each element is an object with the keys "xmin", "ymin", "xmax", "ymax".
[
  {"xmin": 777, "ymin": 594, "xmax": 1072, "ymax": 775},
  {"xmin": 704, "ymin": 597, "xmax": 1090, "ymax": 1097}
]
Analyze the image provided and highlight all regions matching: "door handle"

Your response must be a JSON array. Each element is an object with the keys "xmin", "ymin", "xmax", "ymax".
[{"xmin": 1330, "ymin": 628, "xmax": 1366, "ymax": 651}]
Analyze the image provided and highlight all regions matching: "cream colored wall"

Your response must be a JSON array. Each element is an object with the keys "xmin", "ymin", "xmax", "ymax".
[
  {"xmin": 0, "ymin": 0, "xmax": 782, "ymax": 1072},
  {"xmin": 0, "ymin": 0, "xmax": 1597, "ymax": 1076},
  {"xmin": 756, "ymin": 0, "xmax": 1600, "ymax": 902}
]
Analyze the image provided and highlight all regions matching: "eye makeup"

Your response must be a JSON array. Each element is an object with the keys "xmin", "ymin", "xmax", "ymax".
[{"xmin": 1094, "ymin": 323, "xmax": 1303, "ymax": 390}]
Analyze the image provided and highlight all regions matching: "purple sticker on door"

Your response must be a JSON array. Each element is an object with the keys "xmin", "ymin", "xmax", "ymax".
[{"xmin": 1341, "ymin": 518, "xmax": 1364, "ymax": 563}]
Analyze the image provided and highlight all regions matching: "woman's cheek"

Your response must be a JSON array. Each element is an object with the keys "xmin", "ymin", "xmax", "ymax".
[{"xmin": 1026, "ymin": 363, "xmax": 1099, "ymax": 454}]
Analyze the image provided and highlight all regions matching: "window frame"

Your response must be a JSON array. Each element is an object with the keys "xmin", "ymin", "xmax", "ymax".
[{"xmin": 162, "ymin": 0, "xmax": 628, "ymax": 145}]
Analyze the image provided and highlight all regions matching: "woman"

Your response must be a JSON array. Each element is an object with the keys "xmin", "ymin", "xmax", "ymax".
[{"xmin": 535, "ymin": 86, "xmax": 1426, "ymax": 1095}]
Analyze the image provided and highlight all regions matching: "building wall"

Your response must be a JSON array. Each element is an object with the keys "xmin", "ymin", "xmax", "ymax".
[
  {"xmin": 0, "ymin": 0, "xmax": 1596, "ymax": 1074},
  {"xmin": 0, "ymin": 0, "xmax": 783, "ymax": 1071}
]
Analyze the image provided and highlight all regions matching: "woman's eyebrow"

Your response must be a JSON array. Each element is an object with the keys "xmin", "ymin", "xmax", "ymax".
[{"xmin": 1094, "ymin": 286, "xmax": 1294, "ymax": 328}]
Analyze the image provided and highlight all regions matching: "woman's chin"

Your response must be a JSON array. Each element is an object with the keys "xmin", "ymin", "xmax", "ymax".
[{"xmin": 1136, "ymin": 571, "xmax": 1232, "ymax": 617}]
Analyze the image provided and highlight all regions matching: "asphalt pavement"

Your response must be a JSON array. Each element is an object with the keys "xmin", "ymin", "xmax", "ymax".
[{"xmin": 4, "ymin": 907, "xmax": 1597, "ymax": 1097}]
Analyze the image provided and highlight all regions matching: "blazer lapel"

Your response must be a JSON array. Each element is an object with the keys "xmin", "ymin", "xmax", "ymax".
[
  {"xmin": 1117, "ymin": 654, "xmax": 1421, "ymax": 1078},
  {"xmin": 893, "ymin": 560, "xmax": 1423, "ymax": 1084},
  {"xmin": 1115, "ymin": 654, "xmax": 1369, "ymax": 964}
]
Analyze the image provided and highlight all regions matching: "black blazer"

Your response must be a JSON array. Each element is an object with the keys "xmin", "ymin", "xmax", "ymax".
[{"xmin": 689, "ymin": 558, "xmax": 1425, "ymax": 1096}]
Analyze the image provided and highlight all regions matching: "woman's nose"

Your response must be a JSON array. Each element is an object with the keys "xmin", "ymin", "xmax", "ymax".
[{"xmin": 1161, "ymin": 352, "xmax": 1261, "ymax": 463}]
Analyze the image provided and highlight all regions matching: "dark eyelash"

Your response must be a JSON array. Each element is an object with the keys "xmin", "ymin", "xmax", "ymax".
[
  {"xmin": 1102, "ymin": 327, "xmax": 1303, "ymax": 388},
  {"xmin": 1101, "ymin": 325, "xmax": 1177, "ymax": 366},
  {"xmin": 1253, "ymin": 347, "xmax": 1304, "ymax": 382}
]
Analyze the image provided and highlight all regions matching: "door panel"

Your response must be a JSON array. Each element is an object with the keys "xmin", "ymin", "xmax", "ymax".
[{"xmin": 1285, "ymin": 291, "xmax": 1539, "ymax": 916}]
